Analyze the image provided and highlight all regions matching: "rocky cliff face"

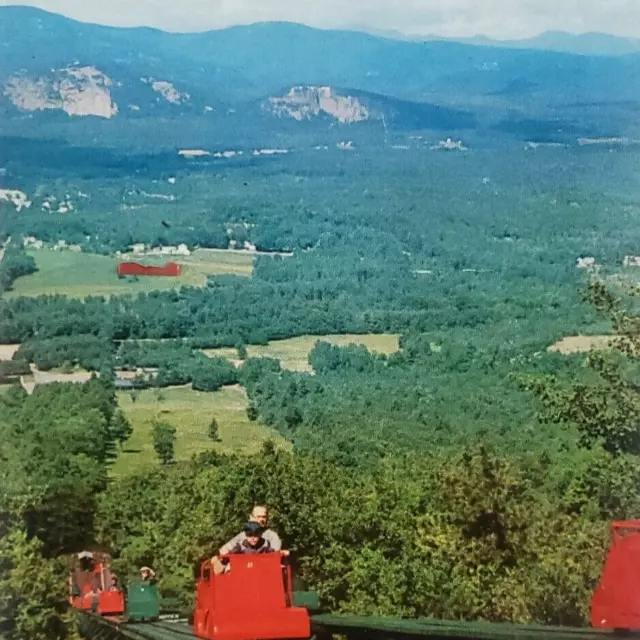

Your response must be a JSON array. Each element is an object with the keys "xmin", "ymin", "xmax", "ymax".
[
  {"xmin": 4, "ymin": 66, "xmax": 118, "ymax": 118},
  {"xmin": 0, "ymin": 189, "xmax": 31, "ymax": 212},
  {"xmin": 266, "ymin": 86, "xmax": 371, "ymax": 123},
  {"xmin": 141, "ymin": 77, "xmax": 191, "ymax": 105}
]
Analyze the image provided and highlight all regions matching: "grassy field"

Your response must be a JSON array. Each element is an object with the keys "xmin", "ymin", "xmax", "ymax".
[
  {"xmin": 4, "ymin": 248, "xmax": 254, "ymax": 299},
  {"xmin": 203, "ymin": 333, "xmax": 400, "ymax": 372},
  {"xmin": 111, "ymin": 385, "xmax": 291, "ymax": 476}
]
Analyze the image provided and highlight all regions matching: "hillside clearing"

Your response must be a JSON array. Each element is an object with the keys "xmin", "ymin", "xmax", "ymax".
[
  {"xmin": 4, "ymin": 248, "xmax": 254, "ymax": 299},
  {"xmin": 0, "ymin": 344, "xmax": 21, "ymax": 360},
  {"xmin": 548, "ymin": 334, "xmax": 614, "ymax": 354},
  {"xmin": 111, "ymin": 385, "xmax": 291, "ymax": 476},
  {"xmin": 202, "ymin": 333, "xmax": 400, "ymax": 372}
]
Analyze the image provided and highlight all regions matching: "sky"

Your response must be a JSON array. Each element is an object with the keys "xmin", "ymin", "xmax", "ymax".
[{"xmin": 1, "ymin": 0, "xmax": 639, "ymax": 39}]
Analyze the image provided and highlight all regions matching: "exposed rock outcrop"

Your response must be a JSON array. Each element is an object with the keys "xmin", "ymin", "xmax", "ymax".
[
  {"xmin": 267, "ymin": 86, "xmax": 370, "ymax": 124},
  {"xmin": 141, "ymin": 77, "xmax": 190, "ymax": 105},
  {"xmin": 4, "ymin": 66, "xmax": 118, "ymax": 118},
  {"xmin": 0, "ymin": 189, "xmax": 31, "ymax": 211}
]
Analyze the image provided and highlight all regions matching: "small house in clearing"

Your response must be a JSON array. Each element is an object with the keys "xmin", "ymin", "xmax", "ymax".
[
  {"xmin": 623, "ymin": 256, "xmax": 640, "ymax": 267},
  {"xmin": 576, "ymin": 257, "xmax": 596, "ymax": 269}
]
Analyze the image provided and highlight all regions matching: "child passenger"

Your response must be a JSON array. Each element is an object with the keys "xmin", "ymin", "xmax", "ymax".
[{"xmin": 227, "ymin": 521, "xmax": 275, "ymax": 554}]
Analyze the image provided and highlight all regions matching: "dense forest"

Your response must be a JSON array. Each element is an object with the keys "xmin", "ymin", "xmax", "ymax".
[
  {"xmin": 2, "ymin": 137, "xmax": 640, "ymax": 639},
  {"xmin": 1, "ymin": 144, "xmax": 636, "ymax": 461}
]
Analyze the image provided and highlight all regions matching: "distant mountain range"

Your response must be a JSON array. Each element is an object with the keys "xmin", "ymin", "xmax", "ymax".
[
  {"xmin": 353, "ymin": 27, "xmax": 640, "ymax": 57},
  {"xmin": 449, "ymin": 31, "xmax": 640, "ymax": 57},
  {"xmin": 0, "ymin": 6, "xmax": 638, "ymax": 142}
]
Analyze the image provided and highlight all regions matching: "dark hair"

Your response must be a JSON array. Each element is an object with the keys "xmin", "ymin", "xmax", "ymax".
[{"xmin": 243, "ymin": 521, "xmax": 265, "ymax": 535}]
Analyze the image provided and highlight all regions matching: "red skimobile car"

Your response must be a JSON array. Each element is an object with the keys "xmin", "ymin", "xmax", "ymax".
[
  {"xmin": 69, "ymin": 550, "xmax": 125, "ymax": 616},
  {"xmin": 591, "ymin": 520, "xmax": 640, "ymax": 630},
  {"xmin": 193, "ymin": 552, "xmax": 311, "ymax": 640}
]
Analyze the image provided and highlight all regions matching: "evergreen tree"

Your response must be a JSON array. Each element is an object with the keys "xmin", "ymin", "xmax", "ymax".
[
  {"xmin": 208, "ymin": 417, "xmax": 221, "ymax": 442},
  {"xmin": 236, "ymin": 342, "xmax": 248, "ymax": 360},
  {"xmin": 110, "ymin": 409, "xmax": 134, "ymax": 448},
  {"xmin": 246, "ymin": 404, "xmax": 259, "ymax": 421},
  {"xmin": 152, "ymin": 420, "xmax": 176, "ymax": 465}
]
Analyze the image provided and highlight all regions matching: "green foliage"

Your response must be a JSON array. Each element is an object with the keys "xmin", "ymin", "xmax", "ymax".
[
  {"xmin": 0, "ymin": 243, "xmax": 37, "ymax": 292},
  {"xmin": 411, "ymin": 447, "xmax": 606, "ymax": 625},
  {"xmin": 0, "ymin": 146, "xmax": 629, "ymax": 472},
  {"xmin": 208, "ymin": 417, "xmax": 220, "ymax": 442},
  {"xmin": 0, "ymin": 377, "xmax": 120, "ymax": 639},
  {"xmin": 0, "ymin": 378, "xmax": 120, "ymax": 555},
  {"xmin": 110, "ymin": 409, "xmax": 134, "ymax": 447},
  {"xmin": 520, "ymin": 278, "xmax": 640, "ymax": 518},
  {"xmin": 519, "ymin": 351, "xmax": 640, "ymax": 456},
  {"xmin": 0, "ymin": 359, "xmax": 31, "ymax": 383},
  {"xmin": 15, "ymin": 335, "xmax": 114, "ymax": 372},
  {"xmin": 236, "ymin": 342, "xmax": 248, "ymax": 360},
  {"xmin": 152, "ymin": 420, "xmax": 176, "ymax": 465},
  {"xmin": 0, "ymin": 526, "xmax": 69, "ymax": 640},
  {"xmin": 116, "ymin": 342, "xmax": 238, "ymax": 390}
]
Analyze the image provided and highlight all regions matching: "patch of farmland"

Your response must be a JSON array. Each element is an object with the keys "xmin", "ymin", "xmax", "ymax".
[
  {"xmin": 4, "ymin": 248, "xmax": 254, "ymax": 299},
  {"xmin": 202, "ymin": 333, "xmax": 401, "ymax": 372}
]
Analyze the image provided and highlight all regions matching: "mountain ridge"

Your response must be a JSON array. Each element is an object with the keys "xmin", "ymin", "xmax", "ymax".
[
  {"xmin": 1, "ymin": 6, "xmax": 638, "ymax": 142},
  {"xmin": 2, "ymin": 5, "xmax": 639, "ymax": 56},
  {"xmin": 417, "ymin": 30, "xmax": 640, "ymax": 57}
]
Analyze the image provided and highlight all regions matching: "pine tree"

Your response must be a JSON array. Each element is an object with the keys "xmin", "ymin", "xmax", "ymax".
[
  {"xmin": 208, "ymin": 417, "xmax": 221, "ymax": 442},
  {"xmin": 236, "ymin": 342, "xmax": 248, "ymax": 360},
  {"xmin": 152, "ymin": 421, "xmax": 176, "ymax": 465},
  {"xmin": 110, "ymin": 409, "xmax": 134, "ymax": 448}
]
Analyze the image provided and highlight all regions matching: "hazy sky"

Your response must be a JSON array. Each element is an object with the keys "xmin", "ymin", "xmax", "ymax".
[{"xmin": 2, "ymin": 0, "xmax": 639, "ymax": 39}]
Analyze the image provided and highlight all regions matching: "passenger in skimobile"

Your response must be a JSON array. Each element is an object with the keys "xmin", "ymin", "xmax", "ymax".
[
  {"xmin": 140, "ymin": 566, "xmax": 157, "ymax": 583},
  {"xmin": 213, "ymin": 521, "xmax": 289, "ymax": 573},
  {"xmin": 219, "ymin": 504, "xmax": 282, "ymax": 554},
  {"xmin": 227, "ymin": 521, "xmax": 275, "ymax": 554}
]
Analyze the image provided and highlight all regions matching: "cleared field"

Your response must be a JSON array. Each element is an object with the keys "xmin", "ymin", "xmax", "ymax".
[
  {"xmin": 196, "ymin": 247, "xmax": 293, "ymax": 258},
  {"xmin": 203, "ymin": 333, "xmax": 401, "ymax": 372},
  {"xmin": 548, "ymin": 334, "xmax": 614, "ymax": 354},
  {"xmin": 4, "ymin": 248, "xmax": 254, "ymax": 299},
  {"xmin": 0, "ymin": 344, "xmax": 20, "ymax": 360},
  {"xmin": 111, "ymin": 385, "xmax": 291, "ymax": 476}
]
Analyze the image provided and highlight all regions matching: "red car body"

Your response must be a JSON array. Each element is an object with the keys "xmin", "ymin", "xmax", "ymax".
[
  {"xmin": 193, "ymin": 553, "xmax": 310, "ymax": 640},
  {"xmin": 591, "ymin": 520, "xmax": 640, "ymax": 630},
  {"xmin": 69, "ymin": 552, "xmax": 125, "ymax": 616}
]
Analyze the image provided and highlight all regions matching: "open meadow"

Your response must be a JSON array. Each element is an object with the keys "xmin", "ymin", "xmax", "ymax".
[
  {"xmin": 202, "ymin": 333, "xmax": 401, "ymax": 371},
  {"xmin": 111, "ymin": 385, "xmax": 291, "ymax": 476},
  {"xmin": 4, "ymin": 248, "xmax": 254, "ymax": 299},
  {"xmin": 547, "ymin": 334, "xmax": 615, "ymax": 354}
]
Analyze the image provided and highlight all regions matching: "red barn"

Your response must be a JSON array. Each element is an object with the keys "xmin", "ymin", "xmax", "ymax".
[{"xmin": 117, "ymin": 261, "xmax": 181, "ymax": 277}]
